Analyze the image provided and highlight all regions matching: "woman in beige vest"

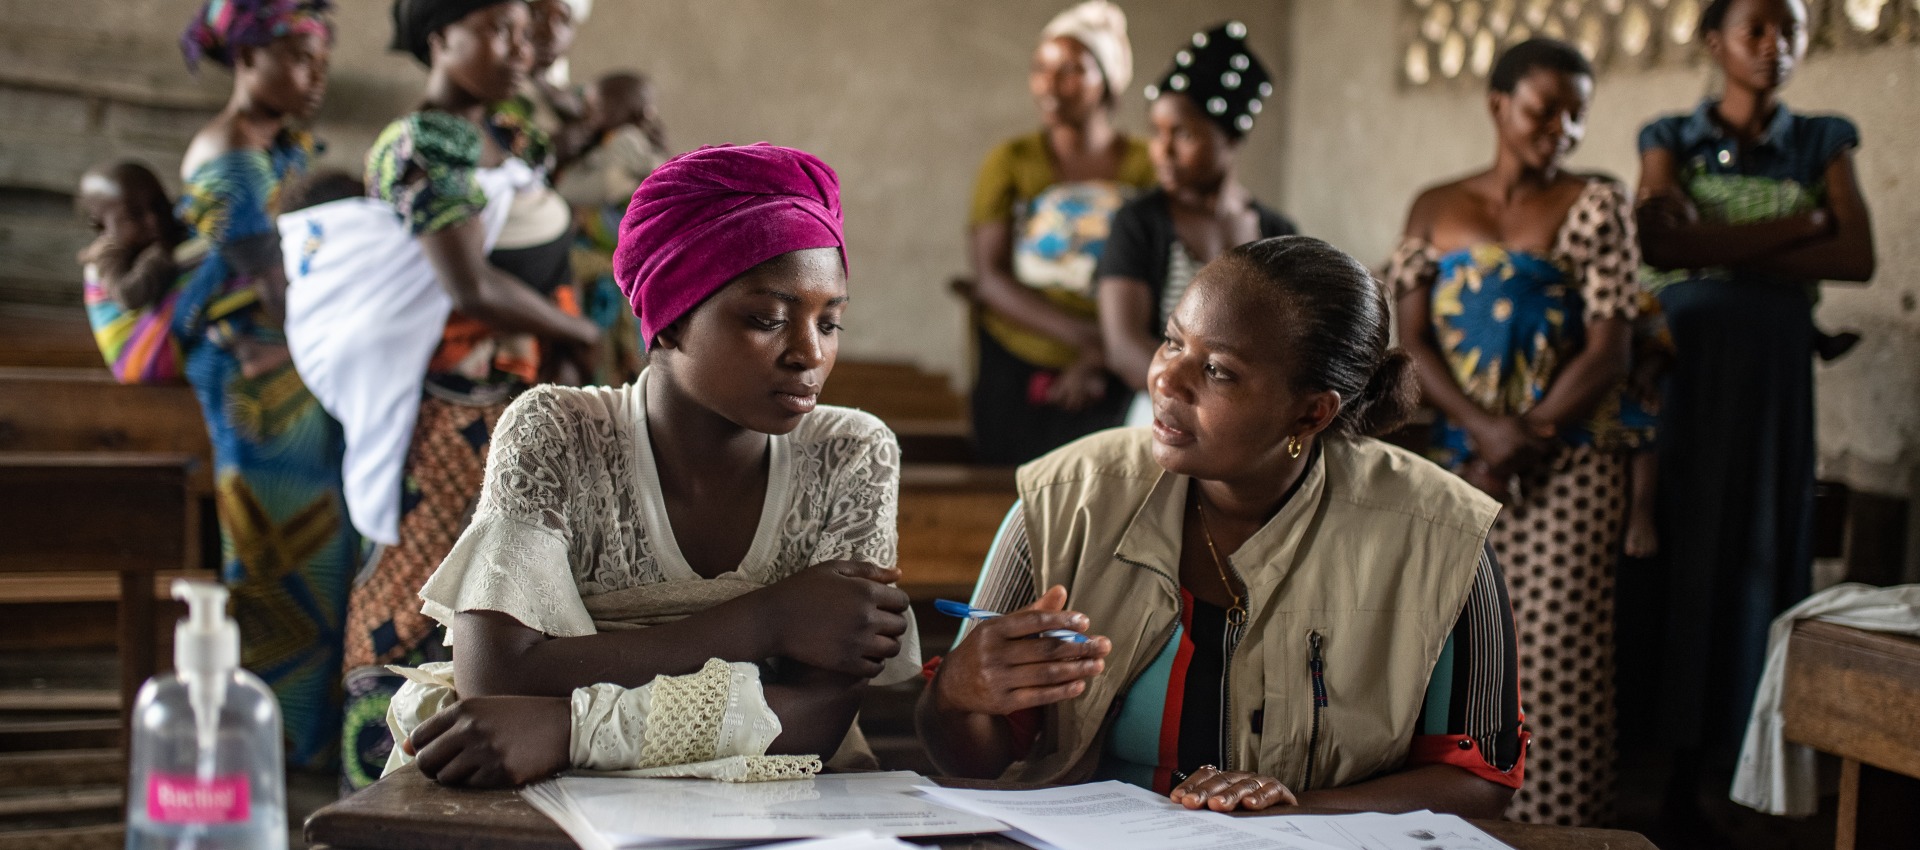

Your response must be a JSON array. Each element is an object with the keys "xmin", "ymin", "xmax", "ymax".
[{"xmin": 919, "ymin": 236, "xmax": 1523, "ymax": 818}]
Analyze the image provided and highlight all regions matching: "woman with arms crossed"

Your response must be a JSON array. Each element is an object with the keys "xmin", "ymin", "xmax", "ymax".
[{"xmin": 1626, "ymin": 0, "xmax": 1875, "ymax": 826}]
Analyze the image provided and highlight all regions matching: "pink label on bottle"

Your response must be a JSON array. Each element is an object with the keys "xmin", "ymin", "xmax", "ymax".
[{"xmin": 147, "ymin": 773, "xmax": 250, "ymax": 824}]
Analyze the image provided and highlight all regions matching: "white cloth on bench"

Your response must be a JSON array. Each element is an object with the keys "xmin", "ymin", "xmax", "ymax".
[{"xmin": 1733, "ymin": 582, "xmax": 1920, "ymax": 816}]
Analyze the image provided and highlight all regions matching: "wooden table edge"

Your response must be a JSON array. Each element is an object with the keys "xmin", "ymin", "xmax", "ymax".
[{"xmin": 308, "ymin": 767, "xmax": 1658, "ymax": 850}]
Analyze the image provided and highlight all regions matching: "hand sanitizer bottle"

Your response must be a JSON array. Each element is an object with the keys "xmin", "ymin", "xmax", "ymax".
[{"xmin": 125, "ymin": 580, "xmax": 287, "ymax": 849}]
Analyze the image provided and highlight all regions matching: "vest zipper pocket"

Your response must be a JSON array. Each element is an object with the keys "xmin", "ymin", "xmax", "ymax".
[{"xmin": 1302, "ymin": 629, "xmax": 1328, "ymax": 791}]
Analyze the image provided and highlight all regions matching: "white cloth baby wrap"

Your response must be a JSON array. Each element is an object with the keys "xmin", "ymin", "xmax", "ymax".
[
  {"xmin": 280, "ymin": 159, "xmax": 538, "ymax": 545},
  {"xmin": 383, "ymin": 576, "xmax": 833, "ymax": 782}
]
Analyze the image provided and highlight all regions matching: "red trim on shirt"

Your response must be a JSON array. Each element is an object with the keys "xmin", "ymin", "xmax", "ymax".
[
  {"xmin": 1152, "ymin": 590, "xmax": 1199, "ymax": 794},
  {"xmin": 1406, "ymin": 730, "xmax": 1530, "ymax": 790}
]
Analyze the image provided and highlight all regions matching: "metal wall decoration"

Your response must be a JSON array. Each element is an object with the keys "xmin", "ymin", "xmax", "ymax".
[{"xmin": 1400, "ymin": 0, "xmax": 1919, "ymax": 86}]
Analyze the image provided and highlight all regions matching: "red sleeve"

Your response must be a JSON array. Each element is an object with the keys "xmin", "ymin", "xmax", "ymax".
[{"xmin": 1407, "ymin": 729, "xmax": 1529, "ymax": 790}]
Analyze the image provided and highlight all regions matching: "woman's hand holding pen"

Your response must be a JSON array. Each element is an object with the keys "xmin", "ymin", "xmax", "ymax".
[{"xmin": 931, "ymin": 585, "xmax": 1111, "ymax": 716}]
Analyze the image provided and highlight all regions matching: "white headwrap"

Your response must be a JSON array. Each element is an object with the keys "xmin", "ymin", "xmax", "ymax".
[{"xmin": 1040, "ymin": 0, "xmax": 1133, "ymax": 97}]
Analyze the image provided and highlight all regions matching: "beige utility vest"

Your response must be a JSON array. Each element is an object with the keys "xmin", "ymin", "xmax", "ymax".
[{"xmin": 1002, "ymin": 429, "xmax": 1500, "ymax": 790}]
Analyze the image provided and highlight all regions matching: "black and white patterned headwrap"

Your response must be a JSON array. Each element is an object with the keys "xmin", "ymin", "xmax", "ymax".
[{"xmin": 1143, "ymin": 20, "xmax": 1273, "ymax": 140}]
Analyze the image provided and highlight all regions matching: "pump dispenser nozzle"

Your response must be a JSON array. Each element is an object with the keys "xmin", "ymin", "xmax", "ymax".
[{"xmin": 171, "ymin": 580, "xmax": 238, "ymax": 775}]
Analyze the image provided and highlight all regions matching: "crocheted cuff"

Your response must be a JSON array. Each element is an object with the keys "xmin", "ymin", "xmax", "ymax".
[{"xmin": 569, "ymin": 658, "xmax": 787, "ymax": 772}]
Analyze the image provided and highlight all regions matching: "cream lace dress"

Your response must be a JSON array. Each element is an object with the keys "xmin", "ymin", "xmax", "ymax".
[{"xmin": 384, "ymin": 369, "xmax": 919, "ymax": 780}]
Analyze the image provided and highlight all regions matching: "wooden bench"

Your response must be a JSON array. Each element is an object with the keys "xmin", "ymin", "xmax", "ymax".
[
  {"xmin": 896, "ymin": 464, "xmax": 1016, "ymax": 604},
  {"xmin": 0, "ymin": 453, "xmax": 197, "ymax": 721},
  {"xmin": 0, "ymin": 303, "xmax": 100, "ymax": 371},
  {"xmin": 0, "ymin": 366, "xmax": 213, "ymax": 494},
  {"xmin": 820, "ymin": 360, "xmax": 973, "ymax": 464},
  {"xmin": 0, "ymin": 365, "xmax": 217, "ymax": 646},
  {"xmin": 1782, "ymin": 619, "xmax": 1920, "ymax": 850}
]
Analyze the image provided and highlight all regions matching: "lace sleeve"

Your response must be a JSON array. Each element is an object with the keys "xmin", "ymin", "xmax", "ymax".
[
  {"xmin": 793, "ymin": 412, "xmax": 920, "ymax": 684},
  {"xmin": 805, "ymin": 417, "xmax": 901, "ymax": 568},
  {"xmin": 1563, "ymin": 179, "xmax": 1641, "ymax": 324},
  {"xmin": 1384, "ymin": 237, "xmax": 1441, "ymax": 302},
  {"xmin": 418, "ymin": 386, "xmax": 594, "ymax": 640}
]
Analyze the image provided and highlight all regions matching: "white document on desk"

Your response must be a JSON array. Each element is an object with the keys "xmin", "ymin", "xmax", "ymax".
[
  {"xmin": 1235, "ymin": 810, "xmax": 1515, "ymax": 850},
  {"xmin": 916, "ymin": 781, "xmax": 1346, "ymax": 850},
  {"xmin": 522, "ymin": 771, "xmax": 1007, "ymax": 850}
]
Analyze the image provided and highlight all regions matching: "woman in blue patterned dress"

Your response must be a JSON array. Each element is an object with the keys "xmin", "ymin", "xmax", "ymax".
[
  {"xmin": 1385, "ymin": 40, "xmax": 1639, "ymax": 827},
  {"xmin": 174, "ymin": 0, "xmax": 359, "ymax": 771},
  {"xmin": 1624, "ymin": 0, "xmax": 1876, "ymax": 819}
]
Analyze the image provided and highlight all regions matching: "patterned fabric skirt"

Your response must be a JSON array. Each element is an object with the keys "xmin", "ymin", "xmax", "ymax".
[
  {"xmin": 1495, "ymin": 446, "xmax": 1626, "ymax": 827},
  {"xmin": 339, "ymin": 393, "xmax": 507, "ymax": 789},
  {"xmin": 184, "ymin": 339, "xmax": 359, "ymax": 772}
]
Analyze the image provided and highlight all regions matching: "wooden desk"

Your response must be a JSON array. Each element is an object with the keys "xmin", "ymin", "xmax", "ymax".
[
  {"xmin": 1782, "ymin": 619, "xmax": 1920, "ymax": 850},
  {"xmin": 307, "ymin": 767, "xmax": 1659, "ymax": 850}
]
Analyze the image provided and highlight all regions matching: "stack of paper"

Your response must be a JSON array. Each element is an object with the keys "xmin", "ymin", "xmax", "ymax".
[
  {"xmin": 523, "ymin": 770, "xmax": 1518, "ymax": 850},
  {"xmin": 757, "ymin": 833, "xmax": 933, "ymax": 850},
  {"xmin": 914, "ymin": 782, "xmax": 1517, "ymax": 850},
  {"xmin": 521, "ymin": 771, "xmax": 1007, "ymax": 850},
  {"xmin": 918, "ymin": 781, "xmax": 1346, "ymax": 850},
  {"xmin": 1239, "ymin": 810, "xmax": 1515, "ymax": 850}
]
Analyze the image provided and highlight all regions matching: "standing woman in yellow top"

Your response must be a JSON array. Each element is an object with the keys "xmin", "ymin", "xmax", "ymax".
[{"xmin": 967, "ymin": 0, "xmax": 1156, "ymax": 464}]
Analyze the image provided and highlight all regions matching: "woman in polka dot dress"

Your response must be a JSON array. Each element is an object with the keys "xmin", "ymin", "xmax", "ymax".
[{"xmin": 1385, "ymin": 39, "xmax": 1639, "ymax": 827}]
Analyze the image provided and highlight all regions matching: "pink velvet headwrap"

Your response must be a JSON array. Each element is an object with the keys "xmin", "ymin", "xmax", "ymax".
[{"xmin": 612, "ymin": 143, "xmax": 846, "ymax": 348}]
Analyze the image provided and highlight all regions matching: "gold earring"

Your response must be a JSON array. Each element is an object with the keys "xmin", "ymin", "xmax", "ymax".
[{"xmin": 1285, "ymin": 435, "xmax": 1303, "ymax": 459}]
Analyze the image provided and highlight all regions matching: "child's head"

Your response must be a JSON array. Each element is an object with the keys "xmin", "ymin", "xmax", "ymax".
[
  {"xmin": 588, "ymin": 71, "xmax": 656, "ymax": 134},
  {"xmin": 280, "ymin": 169, "xmax": 365, "ymax": 214},
  {"xmin": 612, "ymin": 144, "xmax": 847, "ymax": 436},
  {"xmin": 77, "ymin": 161, "xmax": 180, "ymax": 252},
  {"xmin": 1486, "ymin": 38, "xmax": 1594, "ymax": 172},
  {"xmin": 1701, "ymin": 0, "xmax": 1807, "ymax": 94}
]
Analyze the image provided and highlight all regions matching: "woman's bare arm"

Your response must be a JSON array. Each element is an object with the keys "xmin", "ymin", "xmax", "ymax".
[
  {"xmin": 970, "ymin": 222, "xmax": 1101, "ymax": 350},
  {"xmin": 1635, "ymin": 147, "xmax": 1828, "ymax": 271},
  {"xmin": 453, "ymin": 562, "xmax": 910, "ymax": 697},
  {"xmin": 1522, "ymin": 317, "xmax": 1630, "ymax": 430},
  {"xmin": 419, "ymin": 218, "xmax": 599, "ymax": 346},
  {"xmin": 1737, "ymin": 151, "xmax": 1876, "ymax": 282},
  {"xmin": 1096, "ymin": 275, "xmax": 1159, "ymax": 392}
]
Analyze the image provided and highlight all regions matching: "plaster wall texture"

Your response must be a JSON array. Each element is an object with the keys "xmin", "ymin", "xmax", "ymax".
[{"xmin": 1279, "ymin": 0, "xmax": 1919, "ymax": 509}]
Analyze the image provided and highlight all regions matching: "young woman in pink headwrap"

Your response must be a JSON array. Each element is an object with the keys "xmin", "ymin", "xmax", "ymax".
[{"xmin": 379, "ymin": 143, "xmax": 921, "ymax": 789}]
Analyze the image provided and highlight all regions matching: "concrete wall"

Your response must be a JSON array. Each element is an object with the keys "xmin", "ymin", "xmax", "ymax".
[
  {"xmin": 0, "ymin": 0, "xmax": 1291, "ymax": 382},
  {"xmin": 1278, "ymin": 0, "xmax": 1920, "ymax": 526},
  {"xmin": 3, "ymin": 1, "xmax": 1911, "ymax": 558}
]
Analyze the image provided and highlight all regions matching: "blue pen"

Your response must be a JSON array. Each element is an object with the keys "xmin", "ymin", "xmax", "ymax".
[{"xmin": 935, "ymin": 599, "xmax": 1090, "ymax": 643}]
